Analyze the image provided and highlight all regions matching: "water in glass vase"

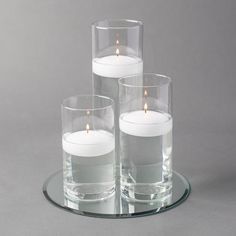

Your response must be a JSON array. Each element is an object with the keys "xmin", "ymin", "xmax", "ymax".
[
  {"xmin": 93, "ymin": 73, "xmax": 120, "ymax": 160},
  {"xmin": 120, "ymin": 112, "xmax": 173, "ymax": 202},
  {"xmin": 92, "ymin": 56, "xmax": 143, "ymax": 172},
  {"xmin": 63, "ymin": 131, "xmax": 115, "ymax": 201}
]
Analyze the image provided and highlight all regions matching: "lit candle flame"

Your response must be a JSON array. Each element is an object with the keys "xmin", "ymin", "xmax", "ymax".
[
  {"xmin": 116, "ymin": 39, "xmax": 119, "ymax": 45},
  {"xmin": 116, "ymin": 48, "xmax": 119, "ymax": 56},
  {"xmin": 144, "ymin": 103, "xmax": 148, "ymax": 113},
  {"xmin": 86, "ymin": 123, "xmax": 90, "ymax": 133},
  {"xmin": 86, "ymin": 110, "xmax": 90, "ymax": 116}
]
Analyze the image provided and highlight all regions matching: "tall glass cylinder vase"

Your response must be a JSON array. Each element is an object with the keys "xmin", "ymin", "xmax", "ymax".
[
  {"xmin": 119, "ymin": 73, "xmax": 173, "ymax": 202},
  {"xmin": 92, "ymin": 19, "xmax": 143, "ymax": 173}
]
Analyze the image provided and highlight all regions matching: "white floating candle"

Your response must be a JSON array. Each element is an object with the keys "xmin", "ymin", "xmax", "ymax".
[
  {"xmin": 92, "ymin": 55, "xmax": 143, "ymax": 78},
  {"xmin": 62, "ymin": 130, "xmax": 114, "ymax": 157},
  {"xmin": 119, "ymin": 111, "xmax": 172, "ymax": 137}
]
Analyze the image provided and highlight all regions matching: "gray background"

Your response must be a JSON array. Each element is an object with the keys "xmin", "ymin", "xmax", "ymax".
[{"xmin": 0, "ymin": 0, "xmax": 235, "ymax": 235}]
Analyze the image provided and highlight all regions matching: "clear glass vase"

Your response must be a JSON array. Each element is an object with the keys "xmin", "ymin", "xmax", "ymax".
[
  {"xmin": 92, "ymin": 19, "xmax": 143, "ymax": 174},
  {"xmin": 61, "ymin": 95, "xmax": 115, "ymax": 201},
  {"xmin": 119, "ymin": 73, "xmax": 173, "ymax": 202}
]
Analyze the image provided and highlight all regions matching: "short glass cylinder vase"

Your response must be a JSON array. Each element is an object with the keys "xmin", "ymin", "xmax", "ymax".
[
  {"xmin": 119, "ymin": 73, "xmax": 173, "ymax": 202},
  {"xmin": 92, "ymin": 19, "xmax": 143, "ymax": 171},
  {"xmin": 61, "ymin": 95, "xmax": 115, "ymax": 201}
]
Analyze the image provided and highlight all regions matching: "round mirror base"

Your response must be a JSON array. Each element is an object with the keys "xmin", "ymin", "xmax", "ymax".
[{"xmin": 43, "ymin": 170, "xmax": 190, "ymax": 218}]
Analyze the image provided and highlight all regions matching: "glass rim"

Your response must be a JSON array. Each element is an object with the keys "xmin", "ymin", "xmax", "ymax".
[
  {"xmin": 62, "ymin": 94, "xmax": 114, "ymax": 111},
  {"xmin": 92, "ymin": 18, "xmax": 143, "ymax": 30},
  {"xmin": 118, "ymin": 73, "xmax": 172, "ymax": 88}
]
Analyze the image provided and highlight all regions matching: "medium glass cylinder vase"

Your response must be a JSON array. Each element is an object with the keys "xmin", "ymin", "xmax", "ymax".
[
  {"xmin": 92, "ymin": 19, "xmax": 143, "ymax": 172},
  {"xmin": 119, "ymin": 73, "xmax": 173, "ymax": 202}
]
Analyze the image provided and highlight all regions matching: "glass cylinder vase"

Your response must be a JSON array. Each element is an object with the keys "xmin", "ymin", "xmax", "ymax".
[
  {"xmin": 62, "ymin": 95, "xmax": 115, "ymax": 201},
  {"xmin": 119, "ymin": 73, "xmax": 173, "ymax": 202},
  {"xmin": 92, "ymin": 19, "xmax": 143, "ymax": 173}
]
